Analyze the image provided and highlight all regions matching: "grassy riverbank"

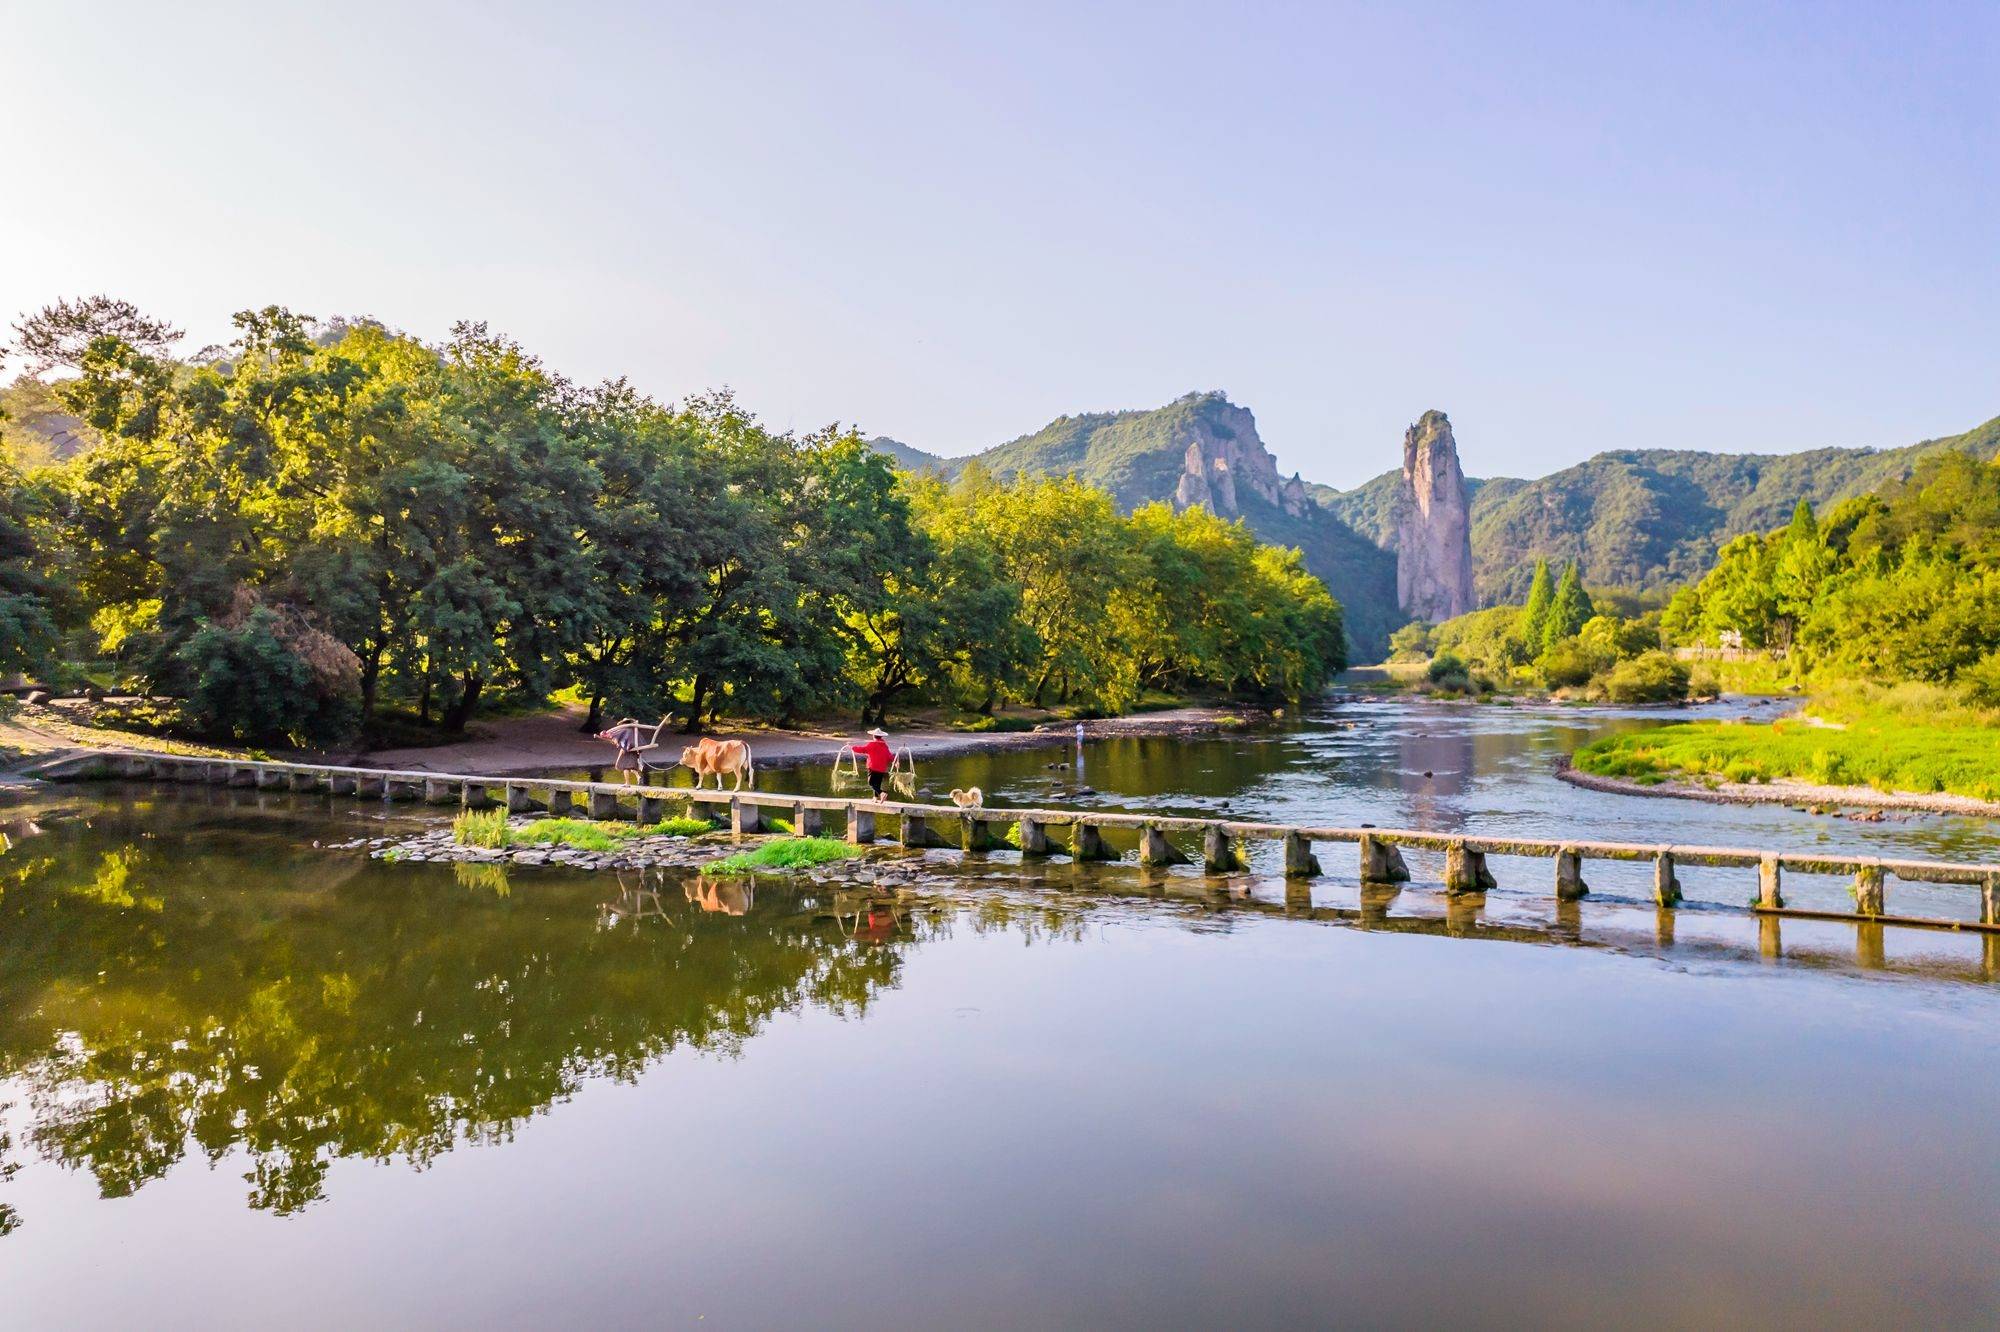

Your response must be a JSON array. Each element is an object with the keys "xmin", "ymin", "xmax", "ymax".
[{"xmin": 1573, "ymin": 683, "xmax": 2000, "ymax": 802}]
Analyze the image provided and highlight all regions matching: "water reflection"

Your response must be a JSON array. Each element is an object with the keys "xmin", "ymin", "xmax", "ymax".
[{"xmin": 0, "ymin": 802, "xmax": 909, "ymax": 1227}]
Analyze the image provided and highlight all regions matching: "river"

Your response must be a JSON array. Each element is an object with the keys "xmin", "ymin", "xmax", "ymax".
[{"xmin": 2, "ymin": 696, "xmax": 1997, "ymax": 1325}]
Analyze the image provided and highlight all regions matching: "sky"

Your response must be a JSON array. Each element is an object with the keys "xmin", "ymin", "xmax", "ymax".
[{"xmin": 1, "ymin": 1, "xmax": 1993, "ymax": 488}]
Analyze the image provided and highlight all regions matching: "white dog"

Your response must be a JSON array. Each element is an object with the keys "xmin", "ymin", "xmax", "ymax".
[{"xmin": 949, "ymin": 786, "xmax": 984, "ymax": 809}]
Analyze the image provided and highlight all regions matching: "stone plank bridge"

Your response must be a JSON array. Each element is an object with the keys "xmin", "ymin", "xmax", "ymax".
[{"xmin": 34, "ymin": 749, "xmax": 2000, "ymax": 935}]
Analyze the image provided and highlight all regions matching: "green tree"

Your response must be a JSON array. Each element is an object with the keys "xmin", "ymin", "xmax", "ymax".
[
  {"xmin": 1543, "ymin": 561, "xmax": 1595, "ymax": 650},
  {"xmin": 1517, "ymin": 558, "xmax": 1554, "ymax": 650}
]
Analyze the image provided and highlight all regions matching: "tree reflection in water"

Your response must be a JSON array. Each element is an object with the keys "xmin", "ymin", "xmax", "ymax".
[{"xmin": 0, "ymin": 812, "xmax": 964, "ymax": 1228}]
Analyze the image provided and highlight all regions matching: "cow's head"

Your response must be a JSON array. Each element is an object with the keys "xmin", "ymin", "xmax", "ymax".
[{"xmin": 679, "ymin": 745, "xmax": 706, "ymax": 769}]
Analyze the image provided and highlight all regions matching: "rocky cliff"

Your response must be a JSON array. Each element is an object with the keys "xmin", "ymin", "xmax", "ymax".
[
  {"xmin": 864, "ymin": 391, "xmax": 1400, "ymax": 657},
  {"xmin": 1165, "ymin": 396, "xmax": 1311, "ymax": 519},
  {"xmin": 1395, "ymin": 410, "xmax": 1475, "ymax": 622}
]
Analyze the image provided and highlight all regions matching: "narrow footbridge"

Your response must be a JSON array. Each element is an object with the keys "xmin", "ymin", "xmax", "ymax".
[{"xmin": 37, "ymin": 750, "xmax": 2000, "ymax": 934}]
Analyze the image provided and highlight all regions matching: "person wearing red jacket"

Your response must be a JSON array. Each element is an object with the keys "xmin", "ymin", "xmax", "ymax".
[{"xmin": 850, "ymin": 727, "xmax": 894, "ymax": 799}]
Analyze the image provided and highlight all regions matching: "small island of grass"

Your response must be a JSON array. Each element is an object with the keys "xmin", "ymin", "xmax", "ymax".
[
  {"xmin": 454, "ymin": 810, "xmax": 718, "ymax": 852},
  {"xmin": 1572, "ymin": 683, "xmax": 2000, "ymax": 805},
  {"xmin": 710, "ymin": 837, "xmax": 864, "ymax": 874}
]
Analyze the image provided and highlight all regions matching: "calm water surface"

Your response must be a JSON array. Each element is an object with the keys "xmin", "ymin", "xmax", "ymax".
[{"xmin": 5, "ymin": 697, "xmax": 1999, "ymax": 1327}]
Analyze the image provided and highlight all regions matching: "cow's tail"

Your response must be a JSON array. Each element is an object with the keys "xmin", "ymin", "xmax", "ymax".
[{"xmin": 743, "ymin": 744, "xmax": 755, "ymax": 790}]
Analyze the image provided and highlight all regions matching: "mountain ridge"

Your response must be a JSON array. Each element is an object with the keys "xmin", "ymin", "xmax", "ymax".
[{"xmin": 873, "ymin": 399, "xmax": 2000, "ymax": 654}]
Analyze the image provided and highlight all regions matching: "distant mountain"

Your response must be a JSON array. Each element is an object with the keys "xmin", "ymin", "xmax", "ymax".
[
  {"xmin": 1323, "ymin": 414, "xmax": 2000, "ymax": 606},
  {"xmin": 0, "ymin": 376, "xmax": 99, "ymax": 467},
  {"xmin": 863, "ymin": 435, "xmax": 947, "ymax": 474},
  {"xmin": 867, "ymin": 393, "xmax": 1401, "ymax": 657}
]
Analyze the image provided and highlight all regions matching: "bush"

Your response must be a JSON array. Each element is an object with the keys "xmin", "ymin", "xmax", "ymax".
[
  {"xmin": 1961, "ymin": 651, "xmax": 2000, "ymax": 709},
  {"xmin": 1426, "ymin": 651, "xmax": 1473, "ymax": 690},
  {"xmin": 1602, "ymin": 651, "xmax": 1691, "ymax": 704},
  {"xmin": 1535, "ymin": 638, "xmax": 1598, "ymax": 690},
  {"xmin": 175, "ymin": 608, "xmax": 356, "ymax": 745},
  {"xmin": 1387, "ymin": 621, "xmax": 1433, "ymax": 662}
]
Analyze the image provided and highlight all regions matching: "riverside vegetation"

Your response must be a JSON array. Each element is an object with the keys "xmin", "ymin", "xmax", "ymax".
[
  {"xmin": 1394, "ymin": 450, "xmax": 2000, "ymax": 803},
  {"xmin": 0, "ymin": 299, "xmax": 1344, "ymax": 748}
]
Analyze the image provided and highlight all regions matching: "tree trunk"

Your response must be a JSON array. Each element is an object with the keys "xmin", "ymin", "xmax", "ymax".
[
  {"xmin": 360, "ymin": 644, "xmax": 381, "ymax": 720},
  {"xmin": 442, "ymin": 673, "xmax": 482, "ymax": 732},
  {"xmin": 582, "ymin": 693, "xmax": 604, "ymax": 733},
  {"xmin": 682, "ymin": 674, "xmax": 708, "ymax": 734},
  {"xmin": 418, "ymin": 671, "xmax": 432, "ymax": 725}
]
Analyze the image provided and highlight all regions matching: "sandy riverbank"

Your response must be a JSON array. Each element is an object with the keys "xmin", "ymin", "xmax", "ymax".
[
  {"xmin": 349, "ymin": 704, "xmax": 1258, "ymax": 776},
  {"xmin": 1559, "ymin": 761, "xmax": 2000, "ymax": 820}
]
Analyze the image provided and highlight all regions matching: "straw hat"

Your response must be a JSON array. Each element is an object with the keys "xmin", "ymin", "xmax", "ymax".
[{"xmin": 868, "ymin": 727, "xmax": 889, "ymax": 738}]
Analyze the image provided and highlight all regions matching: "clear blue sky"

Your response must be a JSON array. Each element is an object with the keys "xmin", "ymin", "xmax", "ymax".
[{"xmin": 2, "ymin": 1, "xmax": 1993, "ymax": 487}]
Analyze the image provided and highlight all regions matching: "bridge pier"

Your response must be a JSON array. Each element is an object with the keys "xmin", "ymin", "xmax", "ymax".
[
  {"xmin": 795, "ymin": 803, "xmax": 824, "ymax": 837},
  {"xmin": 1555, "ymin": 847, "xmax": 1588, "ymax": 900},
  {"xmin": 1202, "ymin": 825, "xmax": 1244, "ymax": 873},
  {"xmin": 1283, "ymin": 831, "xmax": 1320, "ymax": 878},
  {"xmin": 424, "ymin": 778, "xmax": 457, "ymax": 805},
  {"xmin": 1852, "ymin": 863, "xmax": 1885, "ymax": 917},
  {"xmin": 847, "ymin": 806, "xmax": 876, "ymax": 845},
  {"xmin": 330, "ymin": 774, "xmax": 359, "ymax": 796},
  {"xmin": 1359, "ymin": 834, "xmax": 1409, "ymax": 883},
  {"xmin": 289, "ymin": 770, "xmax": 322, "ymax": 793},
  {"xmin": 1139, "ymin": 824, "xmax": 1188, "ymax": 867},
  {"xmin": 1444, "ymin": 840, "xmax": 1494, "ymax": 895},
  {"xmin": 898, "ymin": 811, "xmax": 938, "ymax": 848},
  {"xmin": 1985, "ymin": 872, "xmax": 2000, "ymax": 927},
  {"xmin": 1018, "ymin": 816, "xmax": 1050, "ymax": 857},
  {"xmin": 638, "ymin": 793, "xmax": 667, "ymax": 825},
  {"xmin": 731, "ymin": 798, "xmax": 762, "ymax": 840},
  {"xmin": 1654, "ymin": 850, "xmax": 1683, "ymax": 906},
  {"xmin": 462, "ymin": 781, "xmax": 490, "ymax": 809},
  {"xmin": 1758, "ymin": 854, "xmax": 1785, "ymax": 909},
  {"xmin": 960, "ymin": 814, "xmax": 994, "ymax": 852},
  {"xmin": 585, "ymin": 790, "xmax": 619, "ymax": 820},
  {"xmin": 506, "ymin": 783, "xmax": 541, "ymax": 814},
  {"xmin": 1074, "ymin": 822, "xmax": 1115, "ymax": 862}
]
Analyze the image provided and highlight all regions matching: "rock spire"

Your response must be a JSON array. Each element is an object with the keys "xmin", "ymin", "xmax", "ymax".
[{"xmin": 1395, "ymin": 410, "xmax": 1475, "ymax": 622}]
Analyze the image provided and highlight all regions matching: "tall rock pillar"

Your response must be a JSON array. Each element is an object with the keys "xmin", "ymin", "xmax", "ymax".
[{"xmin": 1395, "ymin": 410, "xmax": 1475, "ymax": 622}]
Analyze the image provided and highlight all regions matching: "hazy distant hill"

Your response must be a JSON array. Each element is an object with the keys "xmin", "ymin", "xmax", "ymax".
[
  {"xmin": 867, "ymin": 393, "xmax": 1402, "ymax": 656},
  {"xmin": 0, "ymin": 377, "xmax": 99, "ymax": 467},
  {"xmin": 1324, "ymin": 414, "xmax": 2000, "ymax": 605},
  {"xmin": 863, "ymin": 435, "xmax": 947, "ymax": 474}
]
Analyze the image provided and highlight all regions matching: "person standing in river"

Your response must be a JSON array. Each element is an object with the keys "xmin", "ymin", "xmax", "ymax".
[{"xmin": 850, "ymin": 727, "xmax": 895, "ymax": 799}]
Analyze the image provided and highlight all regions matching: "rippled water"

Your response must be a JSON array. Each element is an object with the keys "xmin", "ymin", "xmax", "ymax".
[{"xmin": 3, "ymin": 699, "xmax": 1998, "ymax": 1326}]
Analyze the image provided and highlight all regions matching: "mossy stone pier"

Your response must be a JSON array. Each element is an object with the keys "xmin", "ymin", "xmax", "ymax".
[{"xmin": 34, "ymin": 750, "xmax": 2000, "ymax": 936}]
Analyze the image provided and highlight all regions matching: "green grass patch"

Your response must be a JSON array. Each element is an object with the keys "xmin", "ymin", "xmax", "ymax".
[
  {"xmin": 453, "ymin": 807, "xmax": 510, "ymax": 848},
  {"xmin": 513, "ymin": 816, "xmax": 709, "ymax": 850},
  {"xmin": 710, "ymin": 836, "xmax": 863, "ymax": 874},
  {"xmin": 642, "ymin": 815, "xmax": 718, "ymax": 837},
  {"xmin": 1575, "ymin": 702, "xmax": 2000, "ymax": 802}
]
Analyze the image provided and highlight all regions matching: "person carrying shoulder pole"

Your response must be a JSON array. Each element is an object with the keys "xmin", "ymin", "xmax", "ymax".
[{"xmin": 851, "ymin": 727, "xmax": 895, "ymax": 799}]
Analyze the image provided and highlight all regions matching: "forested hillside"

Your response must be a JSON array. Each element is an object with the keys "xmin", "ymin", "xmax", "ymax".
[
  {"xmin": 1322, "ymin": 415, "xmax": 2000, "ymax": 605},
  {"xmin": 867, "ymin": 393, "xmax": 1401, "ymax": 657}
]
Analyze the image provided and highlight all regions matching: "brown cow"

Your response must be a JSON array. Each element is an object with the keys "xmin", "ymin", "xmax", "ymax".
[{"xmin": 679, "ymin": 736, "xmax": 756, "ymax": 790}]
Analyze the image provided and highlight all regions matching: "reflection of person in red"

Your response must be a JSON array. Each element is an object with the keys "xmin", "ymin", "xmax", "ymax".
[
  {"xmin": 849, "ymin": 727, "xmax": 894, "ymax": 799},
  {"xmin": 856, "ymin": 908, "xmax": 898, "ymax": 943}
]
